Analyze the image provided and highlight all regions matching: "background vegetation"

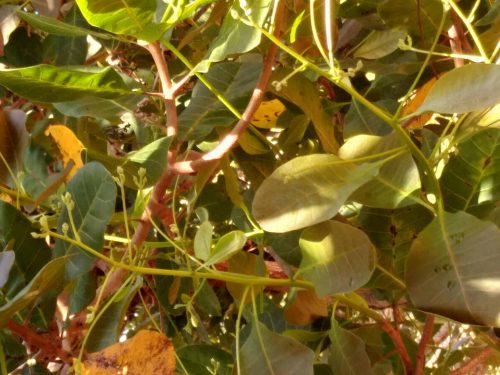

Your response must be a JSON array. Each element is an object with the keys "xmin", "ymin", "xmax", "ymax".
[{"xmin": 0, "ymin": 0, "xmax": 499, "ymax": 374}]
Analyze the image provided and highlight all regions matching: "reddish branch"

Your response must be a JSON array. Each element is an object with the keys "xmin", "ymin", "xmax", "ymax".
[
  {"xmin": 379, "ymin": 320, "xmax": 414, "ymax": 375},
  {"xmin": 449, "ymin": 347, "xmax": 495, "ymax": 375},
  {"xmin": 415, "ymin": 315, "xmax": 435, "ymax": 375},
  {"xmin": 7, "ymin": 320, "xmax": 72, "ymax": 362},
  {"xmin": 170, "ymin": 0, "xmax": 285, "ymax": 175},
  {"xmin": 447, "ymin": 10, "xmax": 473, "ymax": 67}
]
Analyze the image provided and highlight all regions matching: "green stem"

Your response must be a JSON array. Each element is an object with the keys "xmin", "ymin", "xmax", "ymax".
[
  {"xmin": 376, "ymin": 265, "xmax": 406, "ymax": 290},
  {"xmin": 46, "ymin": 231, "xmax": 314, "ymax": 289}
]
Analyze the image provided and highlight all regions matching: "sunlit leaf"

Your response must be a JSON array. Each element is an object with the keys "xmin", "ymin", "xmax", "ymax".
[
  {"xmin": 299, "ymin": 221, "xmax": 376, "ymax": 296},
  {"xmin": 252, "ymin": 154, "xmax": 381, "ymax": 232},
  {"xmin": 415, "ymin": 64, "xmax": 500, "ymax": 115},
  {"xmin": 82, "ymin": 329, "xmax": 175, "ymax": 373},
  {"xmin": 406, "ymin": 211, "xmax": 500, "ymax": 326},
  {"xmin": 239, "ymin": 321, "xmax": 314, "ymax": 375},
  {"xmin": 202, "ymin": 230, "xmax": 247, "ymax": 268},
  {"xmin": 44, "ymin": 125, "xmax": 84, "ymax": 179},
  {"xmin": 251, "ymin": 99, "xmax": 286, "ymax": 129},
  {"xmin": 194, "ymin": 221, "xmax": 213, "ymax": 261},
  {"xmin": 0, "ymin": 65, "xmax": 135, "ymax": 103}
]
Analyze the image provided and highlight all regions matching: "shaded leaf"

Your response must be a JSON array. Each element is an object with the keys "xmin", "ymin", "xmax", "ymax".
[
  {"xmin": 2, "ymin": 27, "xmax": 42, "ymax": 67},
  {"xmin": 86, "ymin": 277, "xmax": 142, "ymax": 352},
  {"xmin": 0, "ymin": 250, "xmax": 15, "ymax": 288},
  {"xmin": 270, "ymin": 69, "xmax": 339, "ymax": 153},
  {"xmin": 179, "ymin": 55, "xmax": 262, "ymax": 142},
  {"xmin": 0, "ymin": 201, "xmax": 51, "ymax": 284},
  {"xmin": 227, "ymin": 252, "xmax": 264, "ymax": 302},
  {"xmin": 415, "ymin": 64, "xmax": 500, "ymax": 115},
  {"xmin": 344, "ymin": 99, "xmax": 394, "ymax": 138},
  {"xmin": 83, "ymin": 329, "xmax": 175, "ymax": 373},
  {"xmin": 440, "ymin": 128, "xmax": 500, "ymax": 217},
  {"xmin": 177, "ymin": 344, "xmax": 232, "ymax": 375},
  {"xmin": 240, "ymin": 321, "xmax": 315, "ymax": 375},
  {"xmin": 0, "ymin": 109, "xmax": 28, "ymax": 184},
  {"xmin": 329, "ymin": 319, "xmax": 374, "ymax": 375},
  {"xmin": 0, "ymin": 257, "xmax": 65, "ymax": 327},
  {"xmin": 54, "ymin": 162, "xmax": 117, "ymax": 279},
  {"xmin": 127, "ymin": 136, "xmax": 172, "ymax": 184},
  {"xmin": 284, "ymin": 289, "xmax": 328, "ymax": 325},
  {"xmin": 0, "ymin": 65, "xmax": 135, "ymax": 103},
  {"xmin": 299, "ymin": 221, "xmax": 376, "ymax": 296},
  {"xmin": 252, "ymin": 154, "xmax": 381, "ymax": 232},
  {"xmin": 406, "ymin": 211, "xmax": 500, "ymax": 326},
  {"xmin": 354, "ymin": 29, "xmax": 406, "ymax": 59}
]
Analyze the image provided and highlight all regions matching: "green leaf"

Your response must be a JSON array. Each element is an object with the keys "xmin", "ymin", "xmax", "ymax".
[
  {"xmin": 354, "ymin": 29, "xmax": 406, "ymax": 59},
  {"xmin": 298, "ymin": 221, "xmax": 376, "ymax": 296},
  {"xmin": 16, "ymin": 9, "xmax": 112, "ymax": 39},
  {"xmin": 68, "ymin": 272, "xmax": 97, "ymax": 315},
  {"xmin": 85, "ymin": 277, "xmax": 142, "ymax": 352},
  {"xmin": 440, "ymin": 128, "xmax": 500, "ymax": 217},
  {"xmin": 195, "ymin": 282, "xmax": 221, "ymax": 316},
  {"xmin": 177, "ymin": 345, "xmax": 232, "ymax": 375},
  {"xmin": 202, "ymin": 230, "xmax": 246, "ymax": 268},
  {"xmin": 0, "ymin": 251, "xmax": 15, "ymax": 288},
  {"xmin": 127, "ymin": 136, "xmax": 172, "ymax": 184},
  {"xmin": 329, "ymin": 319, "xmax": 374, "ymax": 375},
  {"xmin": 194, "ymin": 221, "xmax": 213, "ymax": 261},
  {"xmin": 179, "ymin": 55, "xmax": 262, "ymax": 142},
  {"xmin": 340, "ymin": 133, "xmax": 421, "ymax": 208},
  {"xmin": 270, "ymin": 69, "xmax": 339, "ymax": 153},
  {"xmin": 53, "ymin": 95, "xmax": 144, "ymax": 121},
  {"xmin": 0, "ymin": 258, "xmax": 66, "ymax": 327},
  {"xmin": 2, "ymin": 27, "xmax": 43, "ymax": 67},
  {"xmin": 75, "ymin": 0, "xmax": 166, "ymax": 41},
  {"xmin": 0, "ymin": 65, "xmax": 136, "ymax": 103},
  {"xmin": 378, "ymin": 0, "xmax": 446, "ymax": 42},
  {"xmin": 239, "ymin": 321, "xmax": 315, "ymax": 375},
  {"xmin": 0, "ymin": 201, "xmax": 51, "ymax": 284},
  {"xmin": 355, "ymin": 205, "xmax": 433, "ymax": 288},
  {"xmin": 406, "ymin": 211, "xmax": 500, "ymax": 326},
  {"xmin": 344, "ymin": 99, "xmax": 394, "ymax": 138},
  {"xmin": 54, "ymin": 162, "xmax": 117, "ymax": 279},
  {"xmin": 252, "ymin": 154, "xmax": 381, "ymax": 232},
  {"xmin": 415, "ymin": 64, "xmax": 500, "ymax": 115},
  {"xmin": 200, "ymin": 0, "xmax": 271, "ymax": 68}
]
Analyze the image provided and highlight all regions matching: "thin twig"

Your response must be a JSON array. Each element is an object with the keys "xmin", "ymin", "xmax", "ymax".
[
  {"xmin": 170, "ymin": 0, "xmax": 286, "ymax": 174},
  {"xmin": 415, "ymin": 315, "xmax": 435, "ymax": 375},
  {"xmin": 379, "ymin": 320, "xmax": 414, "ymax": 375},
  {"xmin": 449, "ymin": 347, "xmax": 495, "ymax": 375}
]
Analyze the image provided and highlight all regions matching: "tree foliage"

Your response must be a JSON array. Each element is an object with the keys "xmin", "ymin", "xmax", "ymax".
[{"xmin": 0, "ymin": 0, "xmax": 499, "ymax": 374}]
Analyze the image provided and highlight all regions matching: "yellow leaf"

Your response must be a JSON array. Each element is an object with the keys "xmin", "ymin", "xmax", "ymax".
[
  {"xmin": 44, "ymin": 125, "xmax": 84, "ymax": 179},
  {"xmin": 402, "ymin": 77, "xmax": 438, "ymax": 130},
  {"xmin": 251, "ymin": 99, "xmax": 285, "ymax": 129},
  {"xmin": 80, "ymin": 330, "xmax": 175, "ymax": 375}
]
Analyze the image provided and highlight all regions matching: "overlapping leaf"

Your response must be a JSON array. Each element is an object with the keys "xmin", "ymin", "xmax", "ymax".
[
  {"xmin": 406, "ymin": 211, "xmax": 500, "ymax": 326},
  {"xmin": 252, "ymin": 154, "xmax": 381, "ymax": 232},
  {"xmin": 440, "ymin": 128, "xmax": 500, "ymax": 217},
  {"xmin": 298, "ymin": 221, "xmax": 376, "ymax": 296}
]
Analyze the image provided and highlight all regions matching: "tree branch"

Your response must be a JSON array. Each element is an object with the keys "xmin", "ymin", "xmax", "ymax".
[
  {"xmin": 170, "ymin": 0, "xmax": 285, "ymax": 175},
  {"xmin": 7, "ymin": 320, "xmax": 72, "ymax": 363},
  {"xmin": 379, "ymin": 320, "xmax": 414, "ymax": 375},
  {"xmin": 415, "ymin": 315, "xmax": 435, "ymax": 375},
  {"xmin": 147, "ymin": 41, "xmax": 178, "ymax": 138},
  {"xmin": 449, "ymin": 347, "xmax": 495, "ymax": 375}
]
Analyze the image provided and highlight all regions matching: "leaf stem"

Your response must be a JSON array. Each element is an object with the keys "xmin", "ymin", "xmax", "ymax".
[{"xmin": 415, "ymin": 315, "xmax": 435, "ymax": 375}]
